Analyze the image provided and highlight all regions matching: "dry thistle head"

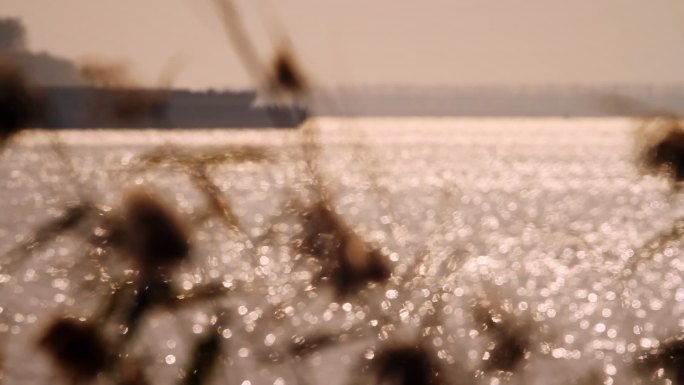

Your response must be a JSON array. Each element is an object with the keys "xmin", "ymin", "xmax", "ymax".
[
  {"xmin": 122, "ymin": 280, "xmax": 173, "ymax": 339},
  {"xmin": 635, "ymin": 334, "xmax": 684, "ymax": 383},
  {"xmin": 300, "ymin": 201, "xmax": 344, "ymax": 257},
  {"xmin": 0, "ymin": 60, "xmax": 42, "ymax": 143},
  {"xmin": 182, "ymin": 330, "xmax": 223, "ymax": 385},
  {"xmin": 472, "ymin": 300, "xmax": 531, "ymax": 373},
  {"xmin": 331, "ymin": 233, "xmax": 391, "ymax": 298},
  {"xmin": 367, "ymin": 342, "xmax": 445, "ymax": 385},
  {"xmin": 211, "ymin": 0, "xmax": 309, "ymax": 102},
  {"xmin": 635, "ymin": 115, "xmax": 684, "ymax": 183},
  {"xmin": 38, "ymin": 317, "xmax": 109, "ymax": 381},
  {"xmin": 300, "ymin": 202, "xmax": 391, "ymax": 298},
  {"xmin": 122, "ymin": 188, "xmax": 191, "ymax": 277},
  {"xmin": 269, "ymin": 49, "xmax": 308, "ymax": 97}
]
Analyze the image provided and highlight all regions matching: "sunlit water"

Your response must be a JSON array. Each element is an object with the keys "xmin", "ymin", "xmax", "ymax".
[{"xmin": 1, "ymin": 117, "xmax": 683, "ymax": 385}]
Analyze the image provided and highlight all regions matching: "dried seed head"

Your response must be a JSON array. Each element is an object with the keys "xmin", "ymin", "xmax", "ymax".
[
  {"xmin": 331, "ymin": 235, "xmax": 391, "ymax": 298},
  {"xmin": 636, "ymin": 334, "xmax": 684, "ymax": 382},
  {"xmin": 38, "ymin": 318, "xmax": 109, "ymax": 381},
  {"xmin": 472, "ymin": 301, "xmax": 530, "ymax": 373},
  {"xmin": 370, "ymin": 343, "xmax": 444, "ymax": 385},
  {"xmin": 122, "ymin": 188, "xmax": 191, "ymax": 276},
  {"xmin": 300, "ymin": 202, "xmax": 344, "ymax": 257},
  {"xmin": 123, "ymin": 280, "xmax": 173, "ymax": 337},
  {"xmin": 637, "ymin": 116, "xmax": 684, "ymax": 183},
  {"xmin": 300, "ymin": 202, "xmax": 391, "ymax": 297},
  {"xmin": 269, "ymin": 50, "xmax": 307, "ymax": 97},
  {"xmin": 182, "ymin": 330, "xmax": 223, "ymax": 385}
]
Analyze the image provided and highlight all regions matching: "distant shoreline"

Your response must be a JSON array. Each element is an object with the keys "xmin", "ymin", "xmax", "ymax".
[{"xmin": 32, "ymin": 85, "xmax": 684, "ymax": 129}]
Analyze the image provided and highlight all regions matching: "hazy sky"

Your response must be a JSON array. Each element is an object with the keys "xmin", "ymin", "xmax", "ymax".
[{"xmin": 2, "ymin": 0, "xmax": 684, "ymax": 90}]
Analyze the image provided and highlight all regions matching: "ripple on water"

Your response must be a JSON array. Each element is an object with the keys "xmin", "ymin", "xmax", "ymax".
[{"xmin": 0, "ymin": 118, "xmax": 683, "ymax": 385}]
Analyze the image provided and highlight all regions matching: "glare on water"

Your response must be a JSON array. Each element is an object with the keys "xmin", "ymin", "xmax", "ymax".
[{"xmin": 1, "ymin": 117, "xmax": 683, "ymax": 385}]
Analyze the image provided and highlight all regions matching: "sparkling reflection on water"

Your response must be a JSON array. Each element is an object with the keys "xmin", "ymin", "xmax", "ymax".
[{"xmin": 0, "ymin": 117, "xmax": 683, "ymax": 385}]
